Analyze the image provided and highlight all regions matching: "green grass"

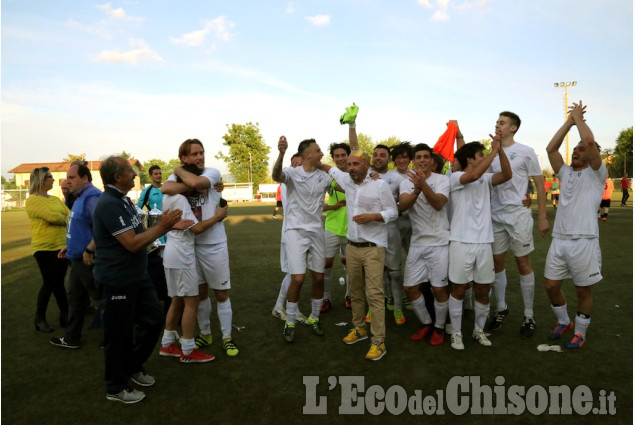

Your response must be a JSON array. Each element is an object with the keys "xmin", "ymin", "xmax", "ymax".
[{"xmin": 1, "ymin": 202, "xmax": 632, "ymax": 425}]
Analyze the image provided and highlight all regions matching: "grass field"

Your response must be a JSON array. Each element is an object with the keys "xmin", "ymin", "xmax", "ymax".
[{"xmin": 1, "ymin": 199, "xmax": 632, "ymax": 425}]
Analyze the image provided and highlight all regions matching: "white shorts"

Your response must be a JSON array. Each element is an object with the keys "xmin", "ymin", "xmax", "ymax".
[
  {"xmin": 280, "ymin": 239, "xmax": 289, "ymax": 274},
  {"xmin": 384, "ymin": 224, "xmax": 402, "ymax": 271},
  {"xmin": 492, "ymin": 208, "xmax": 534, "ymax": 257},
  {"xmin": 544, "ymin": 238, "xmax": 602, "ymax": 287},
  {"xmin": 448, "ymin": 241, "xmax": 495, "ymax": 285},
  {"xmin": 325, "ymin": 229, "xmax": 347, "ymax": 259},
  {"xmin": 285, "ymin": 229, "xmax": 325, "ymax": 274},
  {"xmin": 403, "ymin": 245, "xmax": 449, "ymax": 288},
  {"xmin": 165, "ymin": 268, "xmax": 199, "ymax": 297},
  {"xmin": 195, "ymin": 242, "xmax": 231, "ymax": 290}
]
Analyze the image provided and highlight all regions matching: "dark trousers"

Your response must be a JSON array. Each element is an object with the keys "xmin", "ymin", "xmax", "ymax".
[
  {"xmin": 622, "ymin": 189, "xmax": 630, "ymax": 205},
  {"xmin": 65, "ymin": 259, "xmax": 99, "ymax": 342},
  {"xmin": 33, "ymin": 250, "xmax": 69, "ymax": 322},
  {"xmin": 102, "ymin": 275, "xmax": 164, "ymax": 394}
]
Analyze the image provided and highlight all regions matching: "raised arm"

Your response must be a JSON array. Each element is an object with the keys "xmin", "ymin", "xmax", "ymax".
[
  {"xmin": 452, "ymin": 120, "xmax": 465, "ymax": 150},
  {"xmin": 272, "ymin": 136, "xmax": 288, "ymax": 183},
  {"xmin": 546, "ymin": 109, "xmax": 578, "ymax": 174},
  {"xmin": 491, "ymin": 136, "xmax": 512, "ymax": 186},
  {"xmin": 570, "ymin": 101, "xmax": 602, "ymax": 171},
  {"xmin": 459, "ymin": 133, "xmax": 504, "ymax": 185}
]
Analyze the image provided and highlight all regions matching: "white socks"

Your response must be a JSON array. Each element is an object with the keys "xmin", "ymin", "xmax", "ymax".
[
  {"xmin": 197, "ymin": 297, "xmax": 212, "ymax": 335},
  {"xmin": 493, "ymin": 271, "xmax": 507, "ymax": 312},
  {"xmin": 434, "ymin": 299, "xmax": 449, "ymax": 330},
  {"xmin": 217, "ymin": 299, "xmax": 233, "ymax": 340},
  {"xmin": 551, "ymin": 303, "xmax": 570, "ymax": 325},
  {"xmin": 411, "ymin": 295, "xmax": 432, "ymax": 325},
  {"xmin": 519, "ymin": 272, "xmax": 535, "ymax": 319},
  {"xmin": 286, "ymin": 301, "xmax": 298, "ymax": 326},
  {"xmin": 474, "ymin": 300, "xmax": 490, "ymax": 332},
  {"xmin": 275, "ymin": 274, "xmax": 291, "ymax": 310},
  {"xmin": 161, "ymin": 329, "xmax": 179, "ymax": 347},
  {"xmin": 449, "ymin": 295, "xmax": 463, "ymax": 334},
  {"xmin": 311, "ymin": 298, "xmax": 323, "ymax": 321}
]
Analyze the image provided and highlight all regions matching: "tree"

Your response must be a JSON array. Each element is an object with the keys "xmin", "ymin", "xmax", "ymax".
[
  {"xmin": 605, "ymin": 127, "xmax": 633, "ymax": 177},
  {"xmin": 216, "ymin": 122, "xmax": 271, "ymax": 192},
  {"xmin": 141, "ymin": 158, "xmax": 181, "ymax": 185},
  {"xmin": 1, "ymin": 176, "xmax": 17, "ymax": 189},
  {"xmin": 62, "ymin": 153, "xmax": 86, "ymax": 162},
  {"xmin": 120, "ymin": 151, "xmax": 133, "ymax": 160}
]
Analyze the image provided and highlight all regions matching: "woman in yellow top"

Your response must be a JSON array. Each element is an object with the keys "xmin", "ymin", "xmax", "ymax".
[{"xmin": 25, "ymin": 167, "xmax": 70, "ymax": 333}]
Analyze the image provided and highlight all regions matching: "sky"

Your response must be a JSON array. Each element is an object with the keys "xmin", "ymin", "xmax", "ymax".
[{"xmin": 2, "ymin": 0, "xmax": 633, "ymax": 178}]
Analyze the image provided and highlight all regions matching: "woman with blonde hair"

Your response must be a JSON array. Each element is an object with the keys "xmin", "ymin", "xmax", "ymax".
[{"xmin": 25, "ymin": 167, "xmax": 70, "ymax": 332}]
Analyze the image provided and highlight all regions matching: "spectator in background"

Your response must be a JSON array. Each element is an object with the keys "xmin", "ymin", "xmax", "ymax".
[
  {"xmin": 550, "ymin": 175, "xmax": 560, "ymax": 209},
  {"xmin": 138, "ymin": 165, "xmax": 164, "ymax": 212},
  {"xmin": 26, "ymin": 167, "xmax": 70, "ymax": 333},
  {"xmin": 272, "ymin": 184, "xmax": 282, "ymax": 219},
  {"xmin": 599, "ymin": 177, "xmax": 614, "ymax": 221},
  {"xmin": 621, "ymin": 173, "xmax": 630, "ymax": 206}
]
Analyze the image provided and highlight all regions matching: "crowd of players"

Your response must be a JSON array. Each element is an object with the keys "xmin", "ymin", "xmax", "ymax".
[{"xmin": 269, "ymin": 101, "xmax": 606, "ymax": 362}]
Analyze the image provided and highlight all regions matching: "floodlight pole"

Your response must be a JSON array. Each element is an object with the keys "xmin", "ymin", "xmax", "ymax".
[{"xmin": 554, "ymin": 81, "xmax": 577, "ymax": 165}]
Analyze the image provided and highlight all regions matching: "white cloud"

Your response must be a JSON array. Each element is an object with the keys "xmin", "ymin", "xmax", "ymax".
[
  {"xmin": 431, "ymin": 10, "xmax": 450, "ymax": 21},
  {"xmin": 171, "ymin": 16, "xmax": 235, "ymax": 46},
  {"xmin": 94, "ymin": 39, "xmax": 162, "ymax": 63},
  {"xmin": 286, "ymin": 3, "xmax": 296, "ymax": 14},
  {"xmin": 97, "ymin": 3, "xmax": 143, "ymax": 21},
  {"xmin": 417, "ymin": 0, "xmax": 433, "ymax": 8},
  {"xmin": 65, "ymin": 18, "xmax": 113, "ymax": 39},
  {"xmin": 306, "ymin": 14, "xmax": 330, "ymax": 27}
]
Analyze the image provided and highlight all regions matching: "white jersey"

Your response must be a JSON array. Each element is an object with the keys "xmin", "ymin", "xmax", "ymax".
[
  {"xmin": 400, "ymin": 172, "xmax": 450, "ymax": 247},
  {"xmin": 378, "ymin": 170, "xmax": 408, "ymax": 229},
  {"xmin": 282, "ymin": 166, "xmax": 331, "ymax": 234},
  {"xmin": 449, "ymin": 171, "xmax": 494, "ymax": 243},
  {"xmin": 162, "ymin": 194, "xmax": 197, "ymax": 269},
  {"xmin": 167, "ymin": 167, "xmax": 226, "ymax": 245},
  {"xmin": 552, "ymin": 163, "xmax": 607, "ymax": 239},
  {"xmin": 489, "ymin": 142, "xmax": 542, "ymax": 213}
]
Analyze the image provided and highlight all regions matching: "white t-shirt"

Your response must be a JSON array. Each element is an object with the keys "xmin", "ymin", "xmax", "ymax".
[
  {"xmin": 449, "ymin": 171, "xmax": 494, "ymax": 243},
  {"xmin": 167, "ymin": 167, "xmax": 226, "ymax": 245},
  {"xmin": 379, "ymin": 170, "xmax": 407, "ymax": 200},
  {"xmin": 552, "ymin": 163, "xmax": 607, "ymax": 239},
  {"xmin": 489, "ymin": 142, "xmax": 542, "ymax": 213},
  {"xmin": 282, "ymin": 166, "xmax": 331, "ymax": 233},
  {"xmin": 162, "ymin": 194, "xmax": 197, "ymax": 269},
  {"xmin": 400, "ymin": 172, "xmax": 450, "ymax": 247}
]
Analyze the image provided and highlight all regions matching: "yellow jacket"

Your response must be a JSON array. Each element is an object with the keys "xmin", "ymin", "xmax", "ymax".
[{"xmin": 25, "ymin": 195, "xmax": 69, "ymax": 254}]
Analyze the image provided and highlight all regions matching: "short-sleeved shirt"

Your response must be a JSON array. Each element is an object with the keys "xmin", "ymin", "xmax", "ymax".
[
  {"xmin": 400, "ymin": 172, "xmax": 450, "ymax": 247},
  {"xmin": 167, "ymin": 167, "xmax": 226, "ymax": 245},
  {"xmin": 489, "ymin": 142, "xmax": 542, "ymax": 213},
  {"xmin": 137, "ymin": 185, "xmax": 164, "ymax": 211},
  {"xmin": 162, "ymin": 194, "xmax": 197, "ymax": 269},
  {"xmin": 552, "ymin": 163, "xmax": 607, "ymax": 239},
  {"xmin": 93, "ymin": 185, "xmax": 148, "ymax": 286},
  {"xmin": 281, "ymin": 166, "xmax": 331, "ymax": 234},
  {"xmin": 324, "ymin": 179, "xmax": 347, "ymax": 237},
  {"xmin": 602, "ymin": 179, "xmax": 614, "ymax": 200},
  {"xmin": 449, "ymin": 172, "xmax": 494, "ymax": 243}
]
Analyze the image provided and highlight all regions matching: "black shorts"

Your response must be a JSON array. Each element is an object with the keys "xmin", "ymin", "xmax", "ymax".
[
  {"xmin": 551, "ymin": 194, "xmax": 559, "ymax": 200},
  {"xmin": 600, "ymin": 199, "xmax": 611, "ymax": 208},
  {"xmin": 276, "ymin": 200, "xmax": 283, "ymax": 207}
]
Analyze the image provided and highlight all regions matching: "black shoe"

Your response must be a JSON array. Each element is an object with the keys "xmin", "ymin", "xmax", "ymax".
[
  {"xmin": 520, "ymin": 317, "xmax": 536, "ymax": 339},
  {"xmin": 50, "ymin": 336, "xmax": 80, "ymax": 349},
  {"xmin": 35, "ymin": 319, "xmax": 54, "ymax": 333},
  {"xmin": 486, "ymin": 308, "xmax": 509, "ymax": 331}
]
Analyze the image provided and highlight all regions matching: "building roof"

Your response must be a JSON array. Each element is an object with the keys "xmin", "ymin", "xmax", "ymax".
[{"xmin": 8, "ymin": 159, "xmax": 144, "ymax": 174}]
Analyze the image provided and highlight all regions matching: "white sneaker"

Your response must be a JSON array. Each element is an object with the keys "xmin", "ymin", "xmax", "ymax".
[
  {"xmin": 296, "ymin": 311, "xmax": 309, "ymax": 325},
  {"xmin": 472, "ymin": 329, "xmax": 492, "ymax": 346},
  {"xmin": 107, "ymin": 387, "xmax": 146, "ymax": 404},
  {"xmin": 450, "ymin": 333, "xmax": 464, "ymax": 350},
  {"xmin": 271, "ymin": 307, "xmax": 286, "ymax": 321}
]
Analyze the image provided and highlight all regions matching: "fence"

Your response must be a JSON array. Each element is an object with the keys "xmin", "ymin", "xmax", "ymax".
[{"xmin": 1, "ymin": 189, "xmax": 29, "ymax": 210}]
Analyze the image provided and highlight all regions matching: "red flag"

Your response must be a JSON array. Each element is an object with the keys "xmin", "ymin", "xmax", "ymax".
[{"xmin": 433, "ymin": 121, "xmax": 458, "ymax": 162}]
